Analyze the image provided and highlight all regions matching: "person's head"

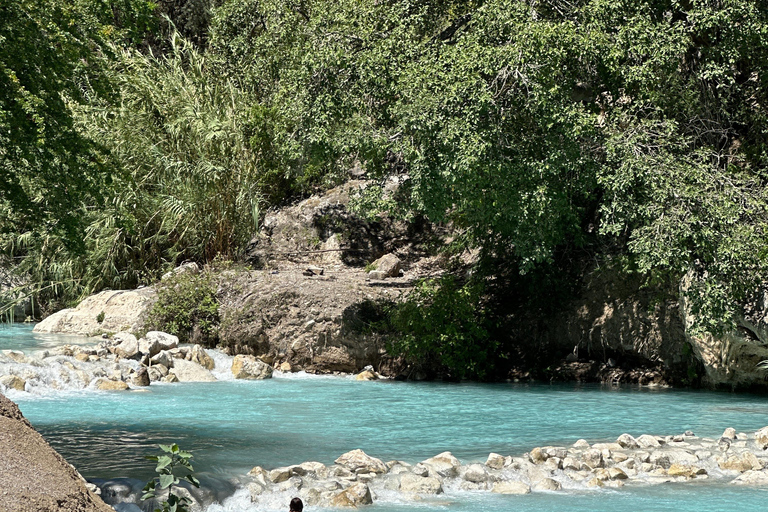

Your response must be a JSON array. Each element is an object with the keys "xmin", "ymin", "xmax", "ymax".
[{"xmin": 290, "ymin": 497, "xmax": 303, "ymax": 512}]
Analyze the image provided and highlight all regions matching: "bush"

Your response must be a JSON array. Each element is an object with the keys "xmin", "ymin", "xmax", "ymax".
[
  {"xmin": 146, "ymin": 270, "xmax": 219, "ymax": 344},
  {"xmin": 389, "ymin": 276, "xmax": 497, "ymax": 380}
]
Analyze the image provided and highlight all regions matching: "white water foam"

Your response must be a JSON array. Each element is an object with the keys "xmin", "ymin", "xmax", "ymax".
[{"xmin": 0, "ymin": 352, "xmax": 141, "ymax": 397}]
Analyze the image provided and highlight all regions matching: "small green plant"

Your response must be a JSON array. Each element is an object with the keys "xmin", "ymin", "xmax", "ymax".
[
  {"xmin": 96, "ymin": 310, "xmax": 105, "ymax": 323},
  {"xmin": 364, "ymin": 262, "xmax": 377, "ymax": 273},
  {"xmin": 142, "ymin": 444, "xmax": 200, "ymax": 512}
]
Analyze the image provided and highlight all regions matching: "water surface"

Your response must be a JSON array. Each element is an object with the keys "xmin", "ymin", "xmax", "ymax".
[{"xmin": 3, "ymin": 324, "xmax": 768, "ymax": 511}]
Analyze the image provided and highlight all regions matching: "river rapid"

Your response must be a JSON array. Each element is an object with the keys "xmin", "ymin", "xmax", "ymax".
[{"xmin": 2, "ymin": 324, "xmax": 768, "ymax": 511}]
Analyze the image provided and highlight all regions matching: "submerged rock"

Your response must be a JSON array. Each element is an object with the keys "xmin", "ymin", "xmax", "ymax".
[
  {"xmin": 398, "ymin": 473, "xmax": 443, "ymax": 494},
  {"xmin": 93, "ymin": 378, "xmax": 130, "ymax": 391},
  {"xmin": 492, "ymin": 481, "xmax": 531, "ymax": 494},
  {"xmin": 355, "ymin": 369, "xmax": 378, "ymax": 381},
  {"xmin": 731, "ymin": 470, "xmax": 768, "ymax": 485},
  {"xmin": 532, "ymin": 477, "xmax": 562, "ymax": 491}
]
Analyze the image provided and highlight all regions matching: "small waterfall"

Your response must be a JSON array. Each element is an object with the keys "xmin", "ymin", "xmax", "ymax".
[{"xmin": 0, "ymin": 347, "xmax": 141, "ymax": 396}]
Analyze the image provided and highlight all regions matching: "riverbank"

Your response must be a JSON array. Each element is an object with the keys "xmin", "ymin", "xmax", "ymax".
[{"xmin": 18, "ymin": 177, "xmax": 768, "ymax": 390}]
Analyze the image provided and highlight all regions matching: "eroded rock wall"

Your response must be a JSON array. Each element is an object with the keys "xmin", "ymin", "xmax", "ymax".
[
  {"xmin": 526, "ymin": 267, "xmax": 696, "ymax": 385},
  {"xmin": 217, "ymin": 269, "xmax": 407, "ymax": 375},
  {"xmin": 680, "ymin": 273, "xmax": 768, "ymax": 390}
]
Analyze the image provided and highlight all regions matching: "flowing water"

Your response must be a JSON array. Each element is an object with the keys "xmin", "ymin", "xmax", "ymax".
[{"xmin": 3, "ymin": 324, "xmax": 768, "ymax": 511}]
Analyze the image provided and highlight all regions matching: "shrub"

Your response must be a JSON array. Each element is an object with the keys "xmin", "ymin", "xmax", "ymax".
[
  {"xmin": 389, "ymin": 276, "xmax": 496, "ymax": 380},
  {"xmin": 146, "ymin": 271, "xmax": 219, "ymax": 344}
]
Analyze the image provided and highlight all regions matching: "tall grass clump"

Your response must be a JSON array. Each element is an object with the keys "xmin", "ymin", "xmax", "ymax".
[{"xmin": 4, "ymin": 31, "xmax": 264, "ymax": 314}]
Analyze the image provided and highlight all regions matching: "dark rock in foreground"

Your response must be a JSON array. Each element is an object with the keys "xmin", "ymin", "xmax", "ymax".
[{"xmin": 0, "ymin": 392, "xmax": 113, "ymax": 512}]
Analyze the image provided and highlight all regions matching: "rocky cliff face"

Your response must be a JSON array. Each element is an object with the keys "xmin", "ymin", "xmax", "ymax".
[
  {"xmin": 527, "ymin": 268, "xmax": 698, "ymax": 386},
  {"xmin": 217, "ymin": 268, "xmax": 407, "ymax": 375},
  {"xmin": 680, "ymin": 273, "xmax": 768, "ymax": 390},
  {"xmin": 0, "ymin": 392, "xmax": 114, "ymax": 512},
  {"xmin": 26, "ymin": 182, "xmax": 768, "ymax": 388}
]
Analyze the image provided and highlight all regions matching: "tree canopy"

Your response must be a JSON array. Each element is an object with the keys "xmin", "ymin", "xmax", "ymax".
[{"xmin": 3, "ymin": 0, "xmax": 768, "ymax": 339}]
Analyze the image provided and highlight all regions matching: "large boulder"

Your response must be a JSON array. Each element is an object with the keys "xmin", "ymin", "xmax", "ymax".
[
  {"xmin": 144, "ymin": 331, "xmax": 179, "ymax": 351},
  {"xmin": 169, "ymin": 359, "xmax": 217, "ymax": 382},
  {"xmin": 335, "ymin": 449, "xmax": 388, "ymax": 474},
  {"xmin": 398, "ymin": 474, "xmax": 443, "ymax": 494},
  {"xmin": 0, "ymin": 392, "xmax": 114, "ymax": 511},
  {"xmin": 150, "ymin": 350, "xmax": 175, "ymax": 369},
  {"xmin": 756, "ymin": 426, "xmax": 768, "ymax": 449},
  {"xmin": 138, "ymin": 337, "xmax": 162, "ymax": 358},
  {"xmin": 0, "ymin": 375, "xmax": 26, "ymax": 392},
  {"xmin": 189, "ymin": 345, "xmax": 215, "ymax": 370},
  {"xmin": 330, "ymin": 482, "xmax": 372, "ymax": 507},
  {"xmin": 113, "ymin": 334, "xmax": 140, "ymax": 359},
  {"xmin": 420, "ymin": 452, "xmax": 461, "ymax": 478},
  {"xmin": 617, "ymin": 433, "xmax": 639, "ymax": 449},
  {"xmin": 132, "ymin": 368, "xmax": 150, "ymax": 387},
  {"xmin": 367, "ymin": 254, "xmax": 401, "ymax": 279},
  {"xmin": 462, "ymin": 464, "xmax": 489, "ymax": 483},
  {"xmin": 34, "ymin": 288, "xmax": 157, "ymax": 335},
  {"xmin": 231, "ymin": 355, "xmax": 273, "ymax": 380}
]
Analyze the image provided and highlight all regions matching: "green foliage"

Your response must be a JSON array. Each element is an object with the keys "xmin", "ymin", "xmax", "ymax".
[
  {"xmin": 96, "ymin": 310, "xmax": 105, "ymax": 323},
  {"xmin": 142, "ymin": 443, "xmax": 200, "ymax": 512},
  {"xmin": 81, "ymin": 32, "xmax": 262, "ymax": 264},
  {"xmin": 0, "ymin": 0, "xmax": 106, "ymax": 243},
  {"xmin": 1, "ymin": 0, "xmax": 163, "ymax": 312},
  {"xmin": 147, "ymin": 270, "xmax": 219, "ymax": 343},
  {"xmin": 205, "ymin": 0, "xmax": 768, "ymax": 333},
  {"xmin": 389, "ymin": 276, "xmax": 496, "ymax": 380},
  {"xmin": 4, "ymin": 0, "xmax": 768, "ymax": 374}
]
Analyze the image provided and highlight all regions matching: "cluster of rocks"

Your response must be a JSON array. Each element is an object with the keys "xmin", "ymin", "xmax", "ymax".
[
  {"xmin": 244, "ymin": 427, "xmax": 768, "ymax": 508},
  {"xmin": 90, "ymin": 331, "xmax": 219, "ymax": 388},
  {"xmin": 0, "ymin": 331, "xmax": 280, "ymax": 394}
]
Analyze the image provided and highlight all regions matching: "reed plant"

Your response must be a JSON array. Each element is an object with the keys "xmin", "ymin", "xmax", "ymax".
[{"xmin": 4, "ymin": 30, "xmax": 264, "ymax": 313}]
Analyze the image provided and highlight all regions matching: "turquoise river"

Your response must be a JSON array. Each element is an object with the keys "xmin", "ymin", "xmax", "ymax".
[{"xmin": 2, "ymin": 324, "xmax": 768, "ymax": 511}]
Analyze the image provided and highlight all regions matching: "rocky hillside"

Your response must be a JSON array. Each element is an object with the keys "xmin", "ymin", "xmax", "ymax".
[
  {"xmin": 0, "ymin": 392, "xmax": 113, "ymax": 512},
  {"xmin": 29, "ymin": 182, "xmax": 768, "ymax": 390}
]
